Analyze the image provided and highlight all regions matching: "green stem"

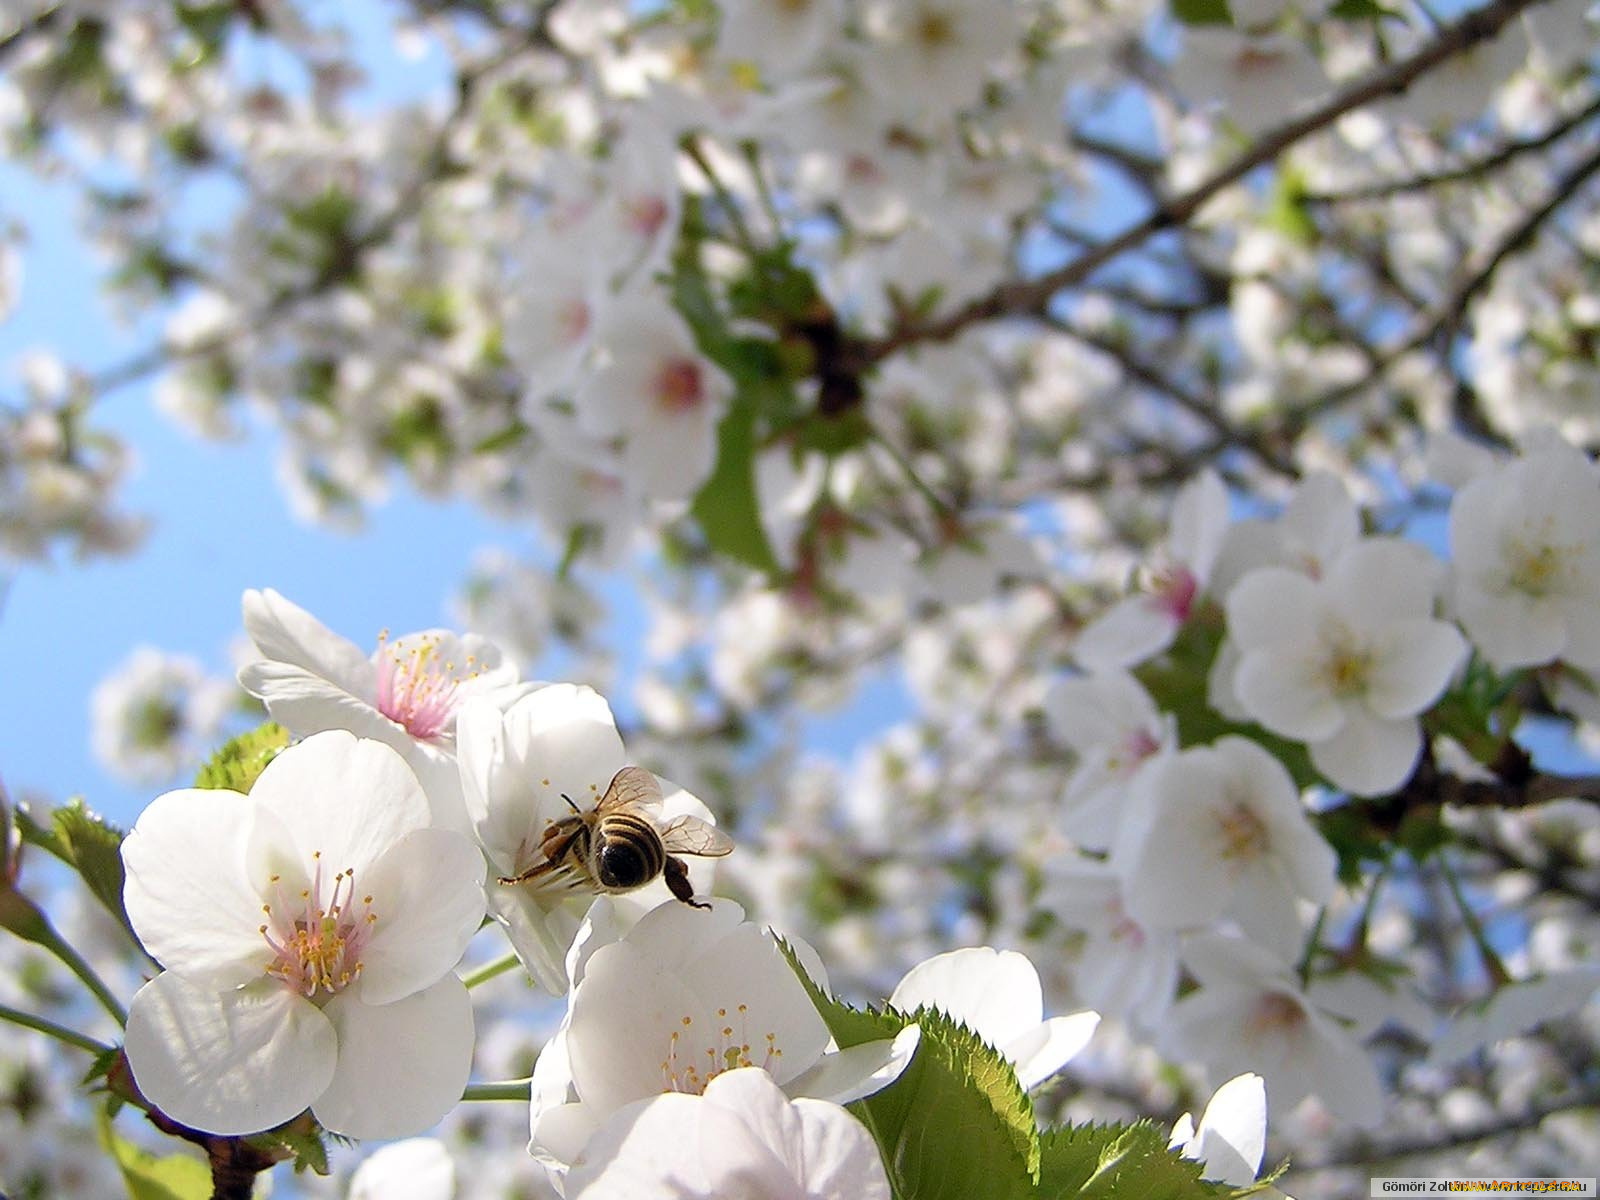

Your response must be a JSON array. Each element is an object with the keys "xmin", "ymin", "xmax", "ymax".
[
  {"xmin": 0, "ymin": 1001, "xmax": 113, "ymax": 1055},
  {"xmin": 1296, "ymin": 907, "xmax": 1327, "ymax": 988},
  {"xmin": 739, "ymin": 138, "xmax": 783, "ymax": 235},
  {"xmin": 47, "ymin": 926, "xmax": 128, "ymax": 1027},
  {"xmin": 1438, "ymin": 853, "xmax": 1512, "ymax": 987},
  {"xmin": 461, "ymin": 1078, "xmax": 532, "ymax": 1103},
  {"xmin": 462, "ymin": 951, "xmax": 521, "ymax": 990},
  {"xmin": 872, "ymin": 430, "xmax": 953, "ymax": 519},
  {"xmin": 682, "ymin": 136, "xmax": 761, "ymax": 258},
  {"xmin": 1351, "ymin": 861, "xmax": 1390, "ymax": 951}
]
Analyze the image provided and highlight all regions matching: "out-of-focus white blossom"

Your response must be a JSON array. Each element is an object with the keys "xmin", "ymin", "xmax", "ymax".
[{"xmin": 90, "ymin": 646, "xmax": 237, "ymax": 785}]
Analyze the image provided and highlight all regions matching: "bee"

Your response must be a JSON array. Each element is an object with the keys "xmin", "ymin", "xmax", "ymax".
[{"xmin": 498, "ymin": 766, "xmax": 733, "ymax": 909}]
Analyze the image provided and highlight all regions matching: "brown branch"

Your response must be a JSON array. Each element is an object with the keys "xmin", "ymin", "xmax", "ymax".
[
  {"xmin": 1292, "ymin": 1084, "xmax": 1600, "ymax": 1171},
  {"xmin": 1304, "ymin": 91, "xmax": 1600, "ymax": 205},
  {"xmin": 1440, "ymin": 771, "xmax": 1600, "ymax": 809},
  {"xmin": 1277, "ymin": 136, "xmax": 1600, "ymax": 441},
  {"xmin": 1043, "ymin": 316, "xmax": 1300, "ymax": 478},
  {"xmin": 854, "ymin": 0, "xmax": 1550, "ymax": 364}
]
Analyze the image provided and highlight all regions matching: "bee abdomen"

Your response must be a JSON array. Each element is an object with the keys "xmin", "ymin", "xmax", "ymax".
[{"xmin": 594, "ymin": 813, "xmax": 665, "ymax": 890}]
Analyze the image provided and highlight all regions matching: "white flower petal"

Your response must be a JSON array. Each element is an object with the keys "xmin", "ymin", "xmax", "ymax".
[
  {"xmin": 490, "ymin": 884, "xmax": 590, "ymax": 996},
  {"xmin": 1304, "ymin": 1012, "xmax": 1384, "ymax": 1127},
  {"xmin": 1005, "ymin": 1012, "xmax": 1100, "ymax": 1090},
  {"xmin": 1325, "ymin": 539, "xmax": 1438, "ymax": 627},
  {"xmin": 889, "ymin": 947, "xmax": 1043, "ymax": 1048},
  {"xmin": 1365, "ymin": 619, "xmax": 1467, "ymax": 719},
  {"xmin": 785, "ymin": 1024, "xmax": 922, "ymax": 1106},
  {"xmin": 124, "ymin": 974, "xmax": 334, "ymax": 1136},
  {"xmin": 1455, "ymin": 587, "xmax": 1567, "ymax": 670},
  {"xmin": 349, "ymin": 1138, "xmax": 456, "ymax": 1200},
  {"xmin": 791, "ymin": 1094, "xmax": 894, "ymax": 1200},
  {"xmin": 1225, "ymin": 569, "xmax": 1321, "ymax": 651},
  {"xmin": 314, "ymin": 976, "xmax": 475, "ymax": 1139},
  {"xmin": 357, "ymin": 829, "xmax": 487, "ymax": 1007},
  {"xmin": 1073, "ymin": 598, "xmax": 1176, "ymax": 671},
  {"xmin": 1311, "ymin": 711, "xmax": 1420, "ymax": 796},
  {"xmin": 1169, "ymin": 468, "xmax": 1230, "ymax": 581},
  {"xmin": 236, "ymin": 660, "xmax": 395, "ymax": 744},
  {"xmin": 121, "ymin": 787, "xmax": 268, "ymax": 988},
  {"xmin": 563, "ymin": 1093, "xmax": 717, "ymax": 1199},
  {"xmin": 242, "ymin": 588, "xmax": 374, "ymax": 698},
  {"xmin": 1233, "ymin": 650, "xmax": 1343, "ymax": 741},
  {"xmin": 1044, "ymin": 670, "xmax": 1160, "ymax": 753},
  {"xmin": 1188, "ymin": 1073, "xmax": 1266, "ymax": 1186},
  {"xmin": 251, "ymin": 731, "xmax": 430, "ymax": 873}
]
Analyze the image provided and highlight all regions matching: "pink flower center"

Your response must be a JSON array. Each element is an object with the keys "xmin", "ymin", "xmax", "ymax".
[
  {"xmin": 654, "ymin": 358, "xmax": 705, "ymax": 414},
  {"xmin": 1107, "ymin": 898, "xmax": 1146, "ymax": 949},
  {"xmin": 660, "ymin": 1003, "xmax": 784, "ymax": 1095},
  {"xmin": 1248, "ymin": 991, "xmax": 1307, "ymax": 1037},
  {"xmin": 558, "ymin": 297, "xmax": 592, "ymax": 347},
  {"xmin": 1148, "ymin": 565, "xmax": 1199, "ymax": 622},
  {"xmin": 623, "ymin": 194, "xmax": 669, "ymax": 240},
  {"xmin": 259, "ymin": 851, "xmax": 377, "ymax": 998},
  {"xmin": 845, "ymin": 153, "xmax": 885, "ymax": 186},
  {"xmin": 374, "ymin": 633, "xmax": 473, "ymax": 742},
  {"xmin": 1110, "ymin": 728, "xmax": 1162, "ymax": 776}
]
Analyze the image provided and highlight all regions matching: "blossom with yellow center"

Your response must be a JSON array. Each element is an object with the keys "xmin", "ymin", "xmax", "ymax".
[
  {"xmin": 1227, "ymin": 539, "xmax": 1467, "ymax": 796},
  {"xmin": 121, "ymin": 731, "xmax": 486, "ymax": 1139}
]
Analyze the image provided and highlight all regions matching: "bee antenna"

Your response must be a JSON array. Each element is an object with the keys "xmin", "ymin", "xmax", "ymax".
[{"xmin": 560, "ymin": 793, "xmax": 581, "ymax": 815}]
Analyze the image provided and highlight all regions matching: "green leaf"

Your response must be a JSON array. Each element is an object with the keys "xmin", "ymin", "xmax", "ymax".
[
  {"xmin": 53, "ymin": 800, "xmax": 134, "ymax": 941},
  {"xmin": 1171, "ymin": 0, "xmax": 1232, "ymax": 24},
  {"xmin": 1266, "ymin": 167, "xmax": 1316, "ymax": 247},
  {"xmin": 98, "ymin": 1109, "xmax": 212, "ymax": 1200},
  {"xmin": 1134, "ymin": 620, "xmax": 1322, "ymax": 789},
  {"xmin": 247, "ymin": 1116, "xmax": 331, "ymax": 1176},
  {"xmin": 1326, "ymin": 0, "xmax": 1397, "ymax": 18},
  {"xmin": 1037, "ymin": 1120, "xmax": 1230, "ymax": 1200},
  {"xmin": 194, "ymin": 723, "xmax": 290, "ymax": 793},
  {"xmin": 690, "ymin": 402, "xmax": 780, "ymax": 574},
  {"xmin": 473, "ymin": 421, "xmax": 530, "ymax": 455},
  {"xmin": 778, "ymin": 943, "xmax": 1039, "ymax": 1200}
]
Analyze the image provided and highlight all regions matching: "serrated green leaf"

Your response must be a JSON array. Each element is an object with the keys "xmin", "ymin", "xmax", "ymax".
[
  {"xmin": 53, "ymin": 800, "xmax": 133, "ymax": 939},
  {"xmin": 98, "ymin": 1109, "xmax": 212, "ymax": 1200},
  {"xmin": 1038, "ymin": 1120, "xmax": 1231, "ymax": 1200},
  {"xmin": 1171, "ymin": 0, "xmax": 1232, "ymax": 24},
  {"xmin": 194, "ymin": 723, "xmax": 290, "ymax": 793},
  {"xmin": 690, "ymin": 402, "xmax": 781, "ymax": 574},
  {"xmin": 778, "ymin": 942, "xmax": 1038, "ymax": 1200},
  {"xmin": 13, "ymin": 800, "xmax": 70, "ymax": 861},
  {"xmin": 247, "ymin": 1116, "xmax": 330, "ymax": 1176}
]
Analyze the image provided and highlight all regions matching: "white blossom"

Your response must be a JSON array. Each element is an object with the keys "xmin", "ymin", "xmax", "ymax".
[
  {"xmin": 121, "ymin": 732, "xmax": 485, "ymax": 1138},
  {"xmin": 565, "ymin": 1068, "xmax": 891, "ymax": 1200},
  {"xmin": 888, "ymin": 946, "xmax": 1099, "ymax": 1089},
  {"xmin": 1225, "ymin": 541, "xmax": 1467, "ymax": 795}
]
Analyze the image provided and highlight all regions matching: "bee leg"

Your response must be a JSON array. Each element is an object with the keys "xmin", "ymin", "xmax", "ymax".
[{"xmin": 663, "ymin": 855, "xmax": 710, "ymax": 910}]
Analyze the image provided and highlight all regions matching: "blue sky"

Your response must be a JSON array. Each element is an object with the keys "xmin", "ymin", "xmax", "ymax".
[
  {"xmin": 0, "ymin": 1, "xmax": 917, "ymax": 830},
  {"xmin": 0, "ymin": 4, "xmax": 544, "ymax": 826}
]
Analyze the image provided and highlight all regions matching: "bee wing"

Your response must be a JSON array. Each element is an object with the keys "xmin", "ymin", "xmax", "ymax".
[
  {"xmin": 595, "ymin": 765, "xmax": 665, "ymax": 818},
  {"xmin": 658, "ymin": 814, "xmax": 735, "ymax": 858}
]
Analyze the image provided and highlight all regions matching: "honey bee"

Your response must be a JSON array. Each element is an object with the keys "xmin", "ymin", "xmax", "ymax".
[{"xmin": 498, "ymin": 766, "xmax": 733, "ymax": 909}]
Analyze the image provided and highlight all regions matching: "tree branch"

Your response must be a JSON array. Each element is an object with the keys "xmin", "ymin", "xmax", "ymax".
[{"xmin": 855, "ymin": 0, "xmax": 1550, "ymax": 363}]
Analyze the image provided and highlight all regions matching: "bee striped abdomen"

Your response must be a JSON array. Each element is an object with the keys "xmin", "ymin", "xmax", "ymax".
[{"xmin": 594, "ymin": 812, "xmax": 666, "ymax": 890}]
